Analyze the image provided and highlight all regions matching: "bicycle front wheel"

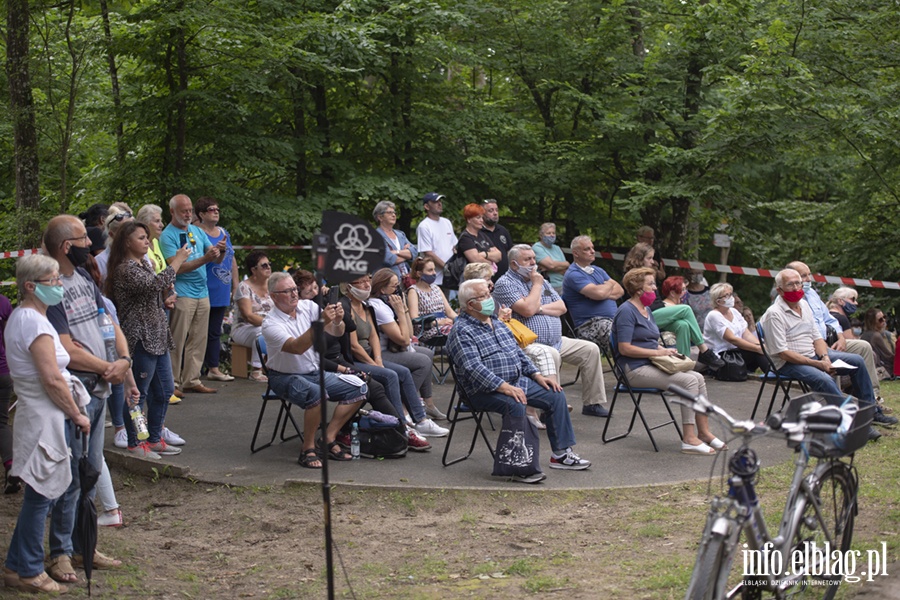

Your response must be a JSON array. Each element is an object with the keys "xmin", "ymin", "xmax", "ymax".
[
  {"xmin": 687, "ymin": 532, "xmax": 735, "ymax": 600},
  {"xmin": 788, "ymin": 462, "xmax": 857, "ymax": 599}
]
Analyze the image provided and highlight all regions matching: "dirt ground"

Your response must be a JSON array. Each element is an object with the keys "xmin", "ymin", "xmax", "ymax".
[{"xmin": 1, "ymin": 469, "xmax": 894, "ymax": 599}]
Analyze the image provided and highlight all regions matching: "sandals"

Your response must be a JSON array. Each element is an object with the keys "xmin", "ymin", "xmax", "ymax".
[
  {"xmin": 47, "ymin": 555, "xmax": 78, "ymax": 584},
  {"xmin": 316, "ymin": 438, "xmax": 352, "ymax": 461},
  {"xmin": 72, "ymin": 550, "xmax": 122, "ymax": 570},
  {"xmin": 19, "ymin": 571, "xmax": 68, "ymax": 594},
  {"xmin": 681, "ymin": 441, "xmax": 716, "ymax": 456},
  {"xmin": 249, "ymin": 370, "xmax": 268, "ymax": 383},
  {"xmin": 298, "ymin": 448, "xmax": 323, "ymax": 469}
]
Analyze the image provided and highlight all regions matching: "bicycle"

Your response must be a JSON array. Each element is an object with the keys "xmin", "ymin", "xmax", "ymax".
[{"xmin": 668, "ymin": 385, "xmax": 875, "ymax": 600}]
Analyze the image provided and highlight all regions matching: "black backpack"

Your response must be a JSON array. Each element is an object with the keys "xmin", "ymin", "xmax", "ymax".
[{"xmin": 357, "ymin": 416, "xmax": 407, "ymax": 459}]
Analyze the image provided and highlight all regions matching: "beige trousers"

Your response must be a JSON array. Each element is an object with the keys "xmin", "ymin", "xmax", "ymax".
[
  {"xmin": 560, "ymin": 336, "xmax": 607, "ymax": 405},
  {"xmin": 169, "ymin": 296, "xmax": 210, "ymax": 390}
]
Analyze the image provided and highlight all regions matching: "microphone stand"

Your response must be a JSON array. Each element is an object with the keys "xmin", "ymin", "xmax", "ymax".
[{"xmin": 313, "ymin": 239, "xmax": 335, "ymax": 600}]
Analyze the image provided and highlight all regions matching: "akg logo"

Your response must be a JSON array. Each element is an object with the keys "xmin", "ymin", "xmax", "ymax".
[{"xmin": 332, "ymin": 224, "xmax": 373, "ymax": 272}]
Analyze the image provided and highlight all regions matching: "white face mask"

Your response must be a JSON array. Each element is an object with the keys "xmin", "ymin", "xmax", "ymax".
[
  {"xmin": 348, "ymin": 285, "xmax": 370, "ymax": 301},
  {"xmin": 719, "ymin": 297, "xmax": 735, "ymax": 308},
  {"xmin": 514, "ymin": 261, "xmax": 536, "ymax": 278}
]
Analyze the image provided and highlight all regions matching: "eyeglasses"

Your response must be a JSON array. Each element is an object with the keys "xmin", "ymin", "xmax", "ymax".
[
  {"xmin": 256, "ymin": 262, "xmax": 271, "ymax": 270},
  {"xmin": 34, "ymin": 277, "xmax": 62, "ymax": 285},
  {"xmin": 382, "ymin": 210, "xmax": 396, "ymax": 215},
  {"xmin": 112, "ymin": 212, "xmax": 133, "ymax": 222},
  {"xmin": 272, "ymin": 287, "xmax": 299, "ymax": 296},
  {"xmin": 204, "ymin": 207, "xmax": 220, "ymax": 213}
]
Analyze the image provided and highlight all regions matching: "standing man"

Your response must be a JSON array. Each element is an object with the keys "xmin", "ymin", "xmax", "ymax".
[
  {"xmin": 480, "ymin": 199, "xmax": 514, "ymax": 279},
  {"xmin": 532, "ymin": 222, "xmax": 570, "ymax": 294},
  {"xmin": 160, "ymin": 194, "xmax": 225, "ymax": 396},
  {"xmin": 636, "ymin": 226, "xmax": 665, "ymax": 280},
  {"xmin": 494, "ymin": 244, "xmax": 610, "ymax": 417},
  {"xmin": 415, "ymin": 192, "xmax": 457, "ymax": 288},
  {"xmin": 43, "ymin": 215, "xmax": 131, "ymax": 578},
  {"xmin": 562, "ymin": 235, "xmax": 623, "ymax": 354}
]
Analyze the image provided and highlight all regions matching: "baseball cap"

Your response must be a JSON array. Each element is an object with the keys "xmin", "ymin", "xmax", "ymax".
[{"xmin": 422, "ymin": 193, "xmax": 445, "ymax": 205}]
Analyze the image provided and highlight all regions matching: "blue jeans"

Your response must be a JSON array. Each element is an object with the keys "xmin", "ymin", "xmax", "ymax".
[
  {"xmin": 106, "ymin": 383, "xmax": 125, "ymax": 429},
  {"xmin": 268, "ymin": 370, "xmax": 367, "ymax": 408},
  {"xmin": 127, "ymin": 342, "xmax": 174, "ymax": 446},
  {"xmin": 778, "ymin": 351, "xmax": 875, "ymax": 407},
  {"xmin": 468, "ymin": 377, "xmax": 575, "ymax": 453},
  {"xmin": 5, "ymin": 484, "xmax": 56, "ymax": 577},
  {"xmin": 353, "ymin": 362, "xmax": 409, "ymax": 421},
  {"xmin": 49, "ymin": 392, "xmax": 106, "ymax": 558}
]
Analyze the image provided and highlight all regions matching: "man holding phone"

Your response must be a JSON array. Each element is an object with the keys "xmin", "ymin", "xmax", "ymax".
[{"xmin": 160, "ymin": 194, "xmax": 226, "ymax": 396}]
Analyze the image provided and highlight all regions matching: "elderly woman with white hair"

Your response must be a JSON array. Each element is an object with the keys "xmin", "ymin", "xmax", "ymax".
[
  {"xmin": 702, "ymin": 282, "xmax": 768, "ymax": 375},
  {"xmin": 136, "ymin": 204, "xmax": 168, "ymax": 274},
  {"xmin": 827, "ymin": 286, "xmax": 860, "ymax": 339},
  {"xmin": 374, "ymin": 200, "xmax": 418, "ymax": 278},
  {"xmin": 94, "ymin": 204, "xmax": 134, "ymax": 284},
  {"xmin": 3, "ymin": 255, "xmax": 91, "ymax": 594}
]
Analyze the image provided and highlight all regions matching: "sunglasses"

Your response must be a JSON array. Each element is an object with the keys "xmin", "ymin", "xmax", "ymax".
[
  {"xmin": 112, "ymin": 212, "xmax": 133, "ymax": 222},
  {"xmin": 878, "ymin": 317, "xmax": 886, "ymax": 323},
  {"xmin": 256, "ymin": 262, "xmax": 271, "ymax": 270},
  {"xmin": 204, "ymin": 207, "xmax": 220, "ymax": 213}
]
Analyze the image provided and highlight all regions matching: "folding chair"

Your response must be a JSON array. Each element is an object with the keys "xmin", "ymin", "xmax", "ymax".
[
  {"xmin": 413, "ymin": 315, "xmax": 451, "ymax": 384},
  {"xmin": 601, "ymin": 331, "xmax": 683, "ymax": 452},
  {"xmin": 750, "ymin": 322, "xmax": 809, "ymax": 421},
  {"xmin": 250, "ymin": 336, "xmax": 304, "ymax": 453},
  {"xmin": 441, "ymin": 361, "xmax": 496, "ymax": 467},
  {"xmin": 559, "ymin": 311, "xmax": 582, "ymax": 388}
]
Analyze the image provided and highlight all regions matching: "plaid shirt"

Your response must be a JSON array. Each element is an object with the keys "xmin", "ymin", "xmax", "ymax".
[
  {"xmin": 493, "ymin": 270, "xmax": 563, "ymax": 349},
  {"xmin": 447, "ymin": 311, "xmax": 538, "ymax": 398}
]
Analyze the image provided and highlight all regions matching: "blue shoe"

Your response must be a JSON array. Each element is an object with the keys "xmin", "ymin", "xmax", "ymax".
[{"xmin": 582, "ymin": 404, "xmax": 609, "ymax": 418}]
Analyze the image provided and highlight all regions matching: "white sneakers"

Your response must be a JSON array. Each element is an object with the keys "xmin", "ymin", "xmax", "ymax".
[
  {"xmin": 162, "ymin": 427, "xmax": 186, "ymax": 446},
  {"xmin": 113, "ymin": 429, "xmax": 127, "ymax": 449},
  {"xmin": 414, "ymin": 418, "xmax": 449, "ymax": 438}
]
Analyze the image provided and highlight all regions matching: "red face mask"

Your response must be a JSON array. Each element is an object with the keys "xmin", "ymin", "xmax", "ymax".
[{"xmin": 782, "ymin": 289, "xmax": 805, "ymax": 303}]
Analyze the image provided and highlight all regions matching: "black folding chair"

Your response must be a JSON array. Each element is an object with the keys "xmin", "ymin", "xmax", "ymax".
[
  {"xmin": 750, "ymin": 322, "xmax": 809, "ymax": 421},
  {"xmin": 441, "ymin": 361, "xmax": 496, "ymax": 467},
  {"xmin": 559, "ymin": 310, "xmax": 582, "ymax": 388},
  {"xmin": 250, "ymin": 336, "xmax": 304, "ymax": 453},
  {"xmin": 601, "ymin": 331, "xmax": 683, "ymax": 452},
  {"xmin": 413, "ymin": 315, "xmax": 451, "ymax": 384}
]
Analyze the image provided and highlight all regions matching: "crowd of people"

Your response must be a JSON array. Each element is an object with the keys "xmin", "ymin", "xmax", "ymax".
[{"xmin": 2, "ymin": 192, "xmax": 899, "ymax": 591}]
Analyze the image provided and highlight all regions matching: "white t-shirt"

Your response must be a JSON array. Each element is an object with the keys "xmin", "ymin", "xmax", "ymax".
[
  {"xmin": 6, "ymin": 307, "xmax": 70, "ymax": 378},
  {"xmin": 416, "ymin": 217, "xmax": 457, "ymax": 285},
  {"xmin": 368, "ymin": 298, "xmax": 401, "ymax": 352},
  {"xmin": 261, "ymin": 301, "xmax": 321, "ymax": 374},
  {"xmin": 703, "ymin": 308, "xmax": 748, "ymax": 355}
]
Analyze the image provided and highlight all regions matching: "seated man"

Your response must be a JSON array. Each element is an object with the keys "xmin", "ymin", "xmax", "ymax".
[
  {"xmin": 786, "ymin": 261, "xmax": 889, "ymax": 408},
  {"xmin": 760, "ymin": 269, "xmax": 893, "ymax": 442},
  {"xmin": 447, "ymin": 279, "xmax": 591, "ymax": 478},
  {"xmin": 494, "ymin": 244, "xmax": 609, "ymax": 417},
  {"xmin": 562, "ymin": 235, "xmax": 623, "ymax": 354},
  {"xmin": 262, "ymin": 272, "xmax": 367, "ymax": 468}
]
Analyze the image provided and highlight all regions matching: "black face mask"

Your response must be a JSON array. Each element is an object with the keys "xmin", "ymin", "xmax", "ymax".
[{"xmin": 66, "ymin": 243, "xmax": 91, "ymax": 268}]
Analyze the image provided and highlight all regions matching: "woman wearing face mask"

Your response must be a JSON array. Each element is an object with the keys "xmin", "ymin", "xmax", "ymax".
[
  {"xmin": 407, "ymin": 257, "xmax": 456, "ymax": 342},
  {"xmin": 532, "ymin": 223, "xmax": 569, "ymax": 294},
  {"xmin": 3, "ymin": 255, "xmax": 91, "ymax": 594},
  {"xmin": 343, "ymin": 273, "xmax": 447, "ymax": 441},
  {"xmin": 647, "ymin": 276, "xmax": 724, "ymax": 369},
  {"xmin": 827, "ymin": 287, "xmax": 860, "ymax": 339},
  {"xmin": 613, "ymin": 268, "xmax": 723, "ymax": 455},
  {"xmin": 458, "ymin": 203, "xmax": 501, "ymax": 273},
  {"xmin": 684, "ymin": 269, "xmax": 714, "ymax": 324},
  {"xmin": 702, "ymin": 283, "xmax": 768, "ymax": 374}
]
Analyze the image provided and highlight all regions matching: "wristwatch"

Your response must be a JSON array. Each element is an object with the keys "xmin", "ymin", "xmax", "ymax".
[
  {"xmin": 119, "ymin": 356, "xmax": 133, "ymax": 367},
  {"xmin": 538, "ymin": 305, "xmax": 543, "ymax": 314}
]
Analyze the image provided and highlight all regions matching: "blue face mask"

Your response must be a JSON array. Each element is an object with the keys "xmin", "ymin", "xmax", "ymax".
[
  {"xmin": 541, "ymin": 235, "xmax": 556, "ymax": 246},
  {"xmin": 420, "ymin": 273, "xmax": 438, "ymax": 285},
  {"xmin": 34, "ymin": 283, "xmax": 65, "ymax": 306},
  {"xmin": 842, "ymin": 301, "xmax": 858, "ymax": 315},
  {"xmin": 472, "ymin": 296, "xmax": 495, "ymax": 316},
  {"xmin": 802, "ymin": 281, "xmax": 812, "ymax": 292}
]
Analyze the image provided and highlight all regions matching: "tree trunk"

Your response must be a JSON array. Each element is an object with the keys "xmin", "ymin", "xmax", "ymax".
[
  {"xmin": 291, "ymin": 68, "xmax": 307, "ymax": 198},
  {"xmin": 99, "ymin": 0, "xmax": 125, "ymax": 166},
  {"xmin": 7, "ymin": 0, "xmax": 42, "ymax": 248}
]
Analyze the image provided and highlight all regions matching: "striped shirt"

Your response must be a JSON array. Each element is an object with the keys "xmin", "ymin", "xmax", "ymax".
[{"xmin": 761, "ymin": 296, "xmax": 822, "ymax": 369}]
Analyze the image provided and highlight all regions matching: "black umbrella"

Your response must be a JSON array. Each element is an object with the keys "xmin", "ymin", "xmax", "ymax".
[{"xmin": 75, "ymin": 429, "xmax": 100, "ymax": 596}]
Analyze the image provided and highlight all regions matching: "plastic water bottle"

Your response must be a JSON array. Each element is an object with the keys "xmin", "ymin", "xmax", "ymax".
[
  {"xmin": 350, "ymin": 422, "xmax": 360, "ymax": 460},
  {"xmin": 98, "ymin": 308, "xmax": 117, "ymax": 362},
  {"xmin": 130, "ymin": 407, "xmax": 149, "ymax": 441}
]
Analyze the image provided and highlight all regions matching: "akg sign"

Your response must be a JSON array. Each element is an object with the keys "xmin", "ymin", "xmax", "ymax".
[{"xmin": 319, "ymin": 210, "xmax": 383, "ymax": 283}]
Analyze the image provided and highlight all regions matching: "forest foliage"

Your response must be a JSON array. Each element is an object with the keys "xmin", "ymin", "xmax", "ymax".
[{"xmin": 2, "ymin": 0, "xmax": 899, "ymax": 312}]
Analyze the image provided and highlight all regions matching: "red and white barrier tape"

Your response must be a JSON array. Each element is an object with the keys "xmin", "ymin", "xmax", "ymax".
[{"xmin": 1, "ymin": 245, "xmax": 898, "ymax": 291}]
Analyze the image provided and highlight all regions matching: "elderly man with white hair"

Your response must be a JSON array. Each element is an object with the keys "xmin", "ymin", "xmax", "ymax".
[
  {"xmin": 760, "ymin": 268, "xmax": 892, "ymax": 442},
  {"xmin": 494, "ymin": 244, "xmax": 609, "ymax": 417},
  {"xmin": 447, "ymin": 279, "xmax": 591, "ymax": 478}
]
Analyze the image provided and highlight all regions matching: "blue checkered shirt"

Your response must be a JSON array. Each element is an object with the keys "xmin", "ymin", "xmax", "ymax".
[
  {"xmin": 493, "ymin": 270, "xmax": 563, "ymax": 350},
  {"xmin": 447, "ymin": 312, "xmax": 538, "ymax": 398}
]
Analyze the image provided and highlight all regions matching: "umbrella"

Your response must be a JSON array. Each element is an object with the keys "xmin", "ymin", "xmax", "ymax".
[{"xmin": 75, "ymin": 429, "xmax": 100, "ymax": 596}]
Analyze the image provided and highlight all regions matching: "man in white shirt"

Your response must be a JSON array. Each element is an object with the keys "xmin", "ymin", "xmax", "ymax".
[
  {"xmin": 415, "ymin": 192, "xmax": 458, "ymax": 287},
  {"xmin": 261, "ymin": 273, "xmax": 366, "ymax": 468}
]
